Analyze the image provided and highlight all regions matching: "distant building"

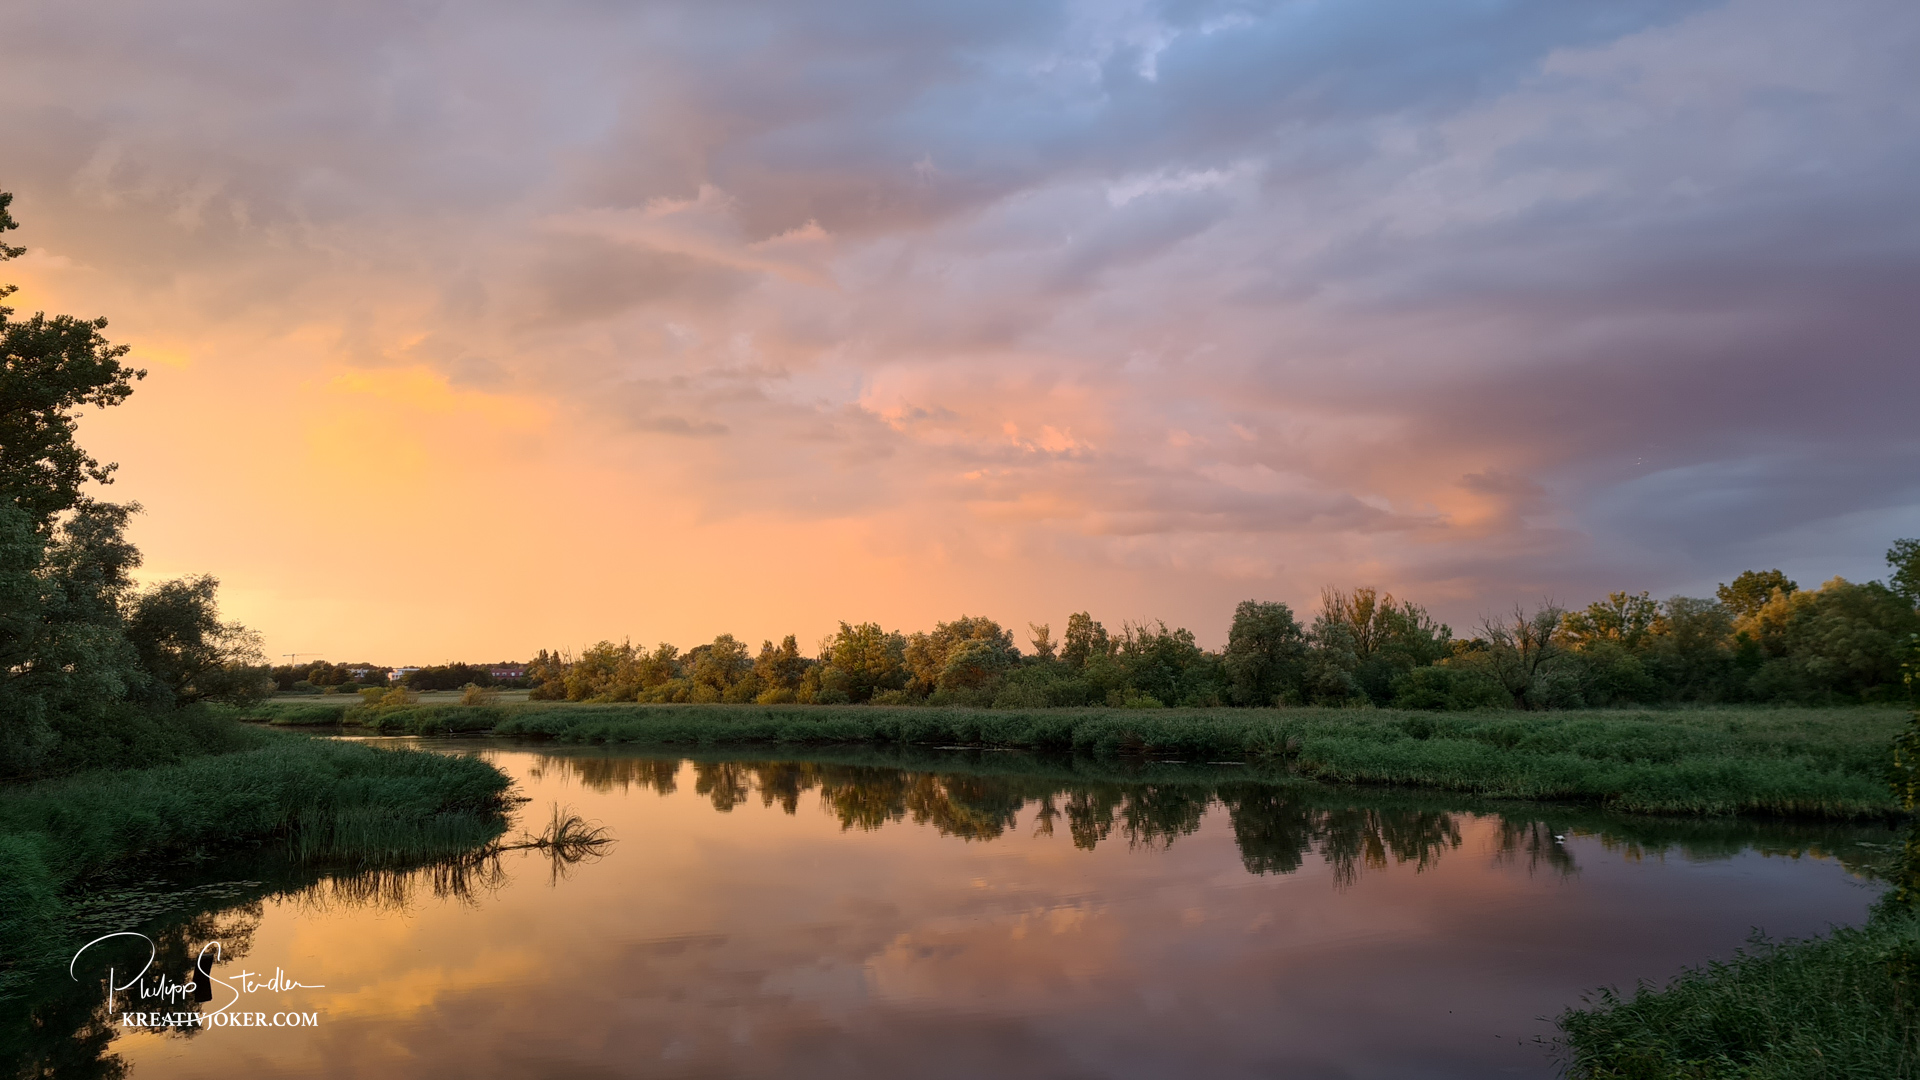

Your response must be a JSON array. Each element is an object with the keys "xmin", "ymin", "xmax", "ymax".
[
  {"xmin": 348, "ymin": 667, "xmax": 374, "ymax": 679},
  {"xmin": 389, "ymin": 667, "xmax": 421, "ymax": 683},
  {"xmin": 489, "ymin": 665, "xmax": 526, "ymax": 680}
]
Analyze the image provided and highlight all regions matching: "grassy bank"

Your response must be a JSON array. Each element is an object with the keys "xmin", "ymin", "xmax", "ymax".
[
  {"xmin": 238, "ymin": 701, "xmax": 1905, "ymax": 818},
  {"xmin": 0, "ymin": 732, "xmax": 514, "ymax": 995},
  {"xmin": 1559, "ymin": 904, "xmax": 1920, "ymax": 1078}
]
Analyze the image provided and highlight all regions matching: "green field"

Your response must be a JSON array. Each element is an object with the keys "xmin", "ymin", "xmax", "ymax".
[{"xmin": 230, "ymin": 700, "xmax": 1906, "ymax": 819}]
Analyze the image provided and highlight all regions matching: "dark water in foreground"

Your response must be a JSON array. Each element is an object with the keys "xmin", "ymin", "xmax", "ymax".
[{"xmin": 33, "ymin": 744, "xmax": 1898, "ymax": 1079}]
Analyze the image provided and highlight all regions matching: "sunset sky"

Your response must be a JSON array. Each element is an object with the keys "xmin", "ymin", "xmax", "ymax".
[{"xmin": 4, "ymin": 0, "xmax": 1917, "ymax": 662}]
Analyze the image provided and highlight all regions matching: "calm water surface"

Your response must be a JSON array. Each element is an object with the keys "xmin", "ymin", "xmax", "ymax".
[{"xmin": 48, "ymin": 744, "xmax": 1895, "ymax": 1079}]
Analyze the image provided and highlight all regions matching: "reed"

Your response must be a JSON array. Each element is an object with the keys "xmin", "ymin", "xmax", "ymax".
[
  {"xmin": 0, "ymin": 733, "xmax": 514, "ymax": 994},
  {"xmin": 464, "ymin": 703, "xmax": 1904, "ymax": 818},
  {"xmin": 1559, "ymin": 907, "xmax": 1920, "ymax": 1078}
]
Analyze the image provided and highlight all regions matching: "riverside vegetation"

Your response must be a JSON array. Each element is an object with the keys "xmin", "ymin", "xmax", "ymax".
[
  {"xmin": 480, "ymin": 553, "xmax": 1920, "ymax": 712},
  {"xmin": 0, "ymin": 193, "xmax": 517, "ymax": 998},
  {"xmin": 245, "ymin": 698, "xmax": 1907, "ymax": 819},
  {"xmin": 1554, "ymin": 660, "xmax": 1920, "ymax": 1078},
  {"xmin": 280, "ymin": 548, "xmax": 1920, "ymax": 714}
]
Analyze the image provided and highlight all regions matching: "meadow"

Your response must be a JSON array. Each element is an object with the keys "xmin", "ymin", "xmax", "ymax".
[{"xmin": 234, "ymin": 700, "xmax": 1907, "ymax": 819}]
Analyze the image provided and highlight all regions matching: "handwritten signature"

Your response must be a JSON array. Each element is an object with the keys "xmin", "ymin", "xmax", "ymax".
[{"xmin": 70, "ymin": 932, "xmax": 325, "ymax": 1017}]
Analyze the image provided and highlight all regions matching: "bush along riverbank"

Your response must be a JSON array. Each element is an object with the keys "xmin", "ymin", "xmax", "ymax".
[
  {"xmin": 1558, "ymin": 683, "xmax": 1920, "ymax": 1077},
  {"xmin": 0, "ymin": 730, "xmax": 514, "ymax": 997},
  {"xmin": 237, "ymin": 700, "xmax": 1904, "ymax": 819}
]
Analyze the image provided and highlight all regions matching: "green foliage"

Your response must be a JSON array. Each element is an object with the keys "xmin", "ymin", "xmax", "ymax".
[
  {"xmin": 271, "ymin": 658, "xmax": 389, "ymax": 691},
  {"xmin": 752, "ymin": 635, "xmax": 812, "ymax": 702},
  {"xmin": 1564, "ymin": 592, "xmax": 1662, "ymax": 651},
  {"xmin": 687, "ymin": 634, "xmax": 753, "ymax": 700},
  {"xmin": 1469, "ymin": 603, "xmax": 1570, "ymax": 709},
  {"xmin": 0, "ymin": 195, "xmax": 264, "ymax": 778},
  {"xmin": 1644, "ymin": 597, "xmax": 1737, "ymax": 702},
  {"xmin": 1716, "ymin": 569, "xmax": 1797, "ymax": 620},
  {"xmin": 1305, "ymin": 588, "xmax": 1454, "ymax": 706},
  {"xmin": 1112, "ymin": 621, "xmax": 1222, "ymax": 706},
  {"xmin": 822, "ymin": 621, "xmax": 908, "ymax": 703},
  {"xmin": 1223, "ymin": 600, "xmax": 1308, "ymax": 706},
  {"xmin": 904, "ymin": 615, "xmax": 1019, "ymax": 703},
  {"xmin": 123, "ymin": 573, "xmax": 269, "ymax": 705},
  {"xmin": 1061, "ymin": 611, "xmax": 1113, "ymax": 670},
  {"xmin": 0, "ymin": 202, "xmax": 143, "ymax": 532},
  {"xmin": 1733, "ymin": 578, "xmax": 1920, "ymax": 703},
  {"xmin": 1390, "ymin": 664, "xmax": 1509, "ymax": 710},
  {"xmin": 1559, "ymin": 911, "xmax": 1920, "ymax": 1078},
  {"xmin": 473, "ymin": 703, "xmax": 1903, "ymax": 817},
  {"xmin": 506, "ymin": 548, "xmax": 1920, "ymax": 722},
  {"xmin": 1892, "ymin": 539, "xmax": 1920, "ymax": 608}
]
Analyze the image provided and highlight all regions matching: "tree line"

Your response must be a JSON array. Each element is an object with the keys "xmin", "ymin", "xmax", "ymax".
[
  {"xmin": 526, "ymin": 550, "xmax": 1920, "ymax": 711},
  {"xmin": 267, "ymin": 661, "xmax": 535, "ymax": 693}
]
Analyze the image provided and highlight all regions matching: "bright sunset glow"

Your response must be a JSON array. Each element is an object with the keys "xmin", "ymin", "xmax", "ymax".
[{"xmin": 3, "ymin": 0, "xmax": 1915, "ymax": 660}]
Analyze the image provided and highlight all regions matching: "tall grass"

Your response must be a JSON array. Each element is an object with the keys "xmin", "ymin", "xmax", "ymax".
[
  {"xmin": 0, "ymin": 735, "xmax": 513, "ymax": 993},
  {"xmin": 232, "ymin": 699, "xmax": 1906, "ymax": 818},
  {"xmin": 1559, "ymin": 907, "xmax": 1920, "ymax": 1078},
  {"xmin": 472, "ymin": 704, "xmax": 1904, "ymax": 818}
]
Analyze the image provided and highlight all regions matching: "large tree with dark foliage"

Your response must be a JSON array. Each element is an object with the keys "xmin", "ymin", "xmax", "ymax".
[
  {"xmin": 0, "ymin": 193, "xmax": 263, "ymax": 778},
  {"xmin": 0, "ymin": 192, "xmax": 143, "ymax": 533}
]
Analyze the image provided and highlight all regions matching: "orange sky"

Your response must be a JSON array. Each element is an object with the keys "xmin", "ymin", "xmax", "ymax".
[{"xmin": 6, "ymin": 0, "xmax": 1917, "ymax": 662}]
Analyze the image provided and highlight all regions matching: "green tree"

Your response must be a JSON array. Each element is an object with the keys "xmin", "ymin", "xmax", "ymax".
[
  {"xmin": 1222, "ymin": 600, "xmax": 1306, "ymax": 706},
  {"xmin": 1472, "ymin": 604, "xmax": 1568, "ymax": 710},
  {"xmin": 0, "ymin": 196, "xmax": 258, "ymax": 776},
  {"xmin": 1716, "ymin": 569, "xmax": 1797, "ymax": 620},
  {"xmin": 903, "ymin": 616, "xmax": 1018, "ymax": 702},
  {"xmin": 1889, "ymin": 539, "xmax": 1920, "ymax": 607},
  {"xmin": 1307, "ymin": 587, "xmax": 1451, "ymax": 705},
  {"xmin": 123, "ymin": 574, "xmax": 268, "ymax": 705},
  {"xmin": 1117, "ymin": 621, "xmax": 1222, "ymax": 707},
  {"xmin": 0, "ymin": 193, "xmax": 144, "ymax": 531},
  {"xmin": 527, "ymin": 649, "xmax": 570, "ymax": 700},
  {"xmin": 1027, "ymin": 623, "xmax": 1056, "ymax": 661},
  {"xmin": 1767, "ymin": 579, "xmax": 1918, "ymax": 702},
  {"xmin": 752, "ymin": 635, "xmax": 812, "ymax": 703},
  {"xmin": 1560, "ymin": 591, "xmax": 1660, "ymax": 650},
  {"xmin": 1643, "ymin": 596, "xmax": 1735, "ymax": 702},
  {"xmin": 564, "ymin": 640, "xmax": 654, "ymax": 701},
  {"xmin": 688, "ymin": 634, "xmax": 753, "ymax": 702},
  {"xmin": 821, "ymin": 622, "xmax": 907, "ymax": 703},
  {"xmin": 1060, "ymin": 612, "xmax": 1112, "ymax": 670}
]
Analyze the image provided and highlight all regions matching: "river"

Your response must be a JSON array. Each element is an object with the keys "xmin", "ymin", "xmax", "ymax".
[{"xmin": 37, "ymin": 742, "xmax": 1894, "ymax": 1079}]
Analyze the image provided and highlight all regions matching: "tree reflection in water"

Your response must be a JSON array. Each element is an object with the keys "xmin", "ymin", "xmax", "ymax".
[
  {"xmin": 533, "ymin": 752, "xmax": 1887, "ymax": 887},
  {"xmin": 2, "ymin": 849, "xmax": 516, "ymax": 1080}
]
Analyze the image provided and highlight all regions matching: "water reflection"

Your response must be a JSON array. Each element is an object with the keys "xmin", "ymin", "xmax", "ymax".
[
  {"xmin": 530, "ymin": 748, "xmax": 1888, "ymax": 887},
  {"xmin": 7, "ymin": 748, "xmax": 1897, "ymax": 1080},
  {"xmin": 3, "ymin": 849, "xmax": 512, "ymax": 1080}
]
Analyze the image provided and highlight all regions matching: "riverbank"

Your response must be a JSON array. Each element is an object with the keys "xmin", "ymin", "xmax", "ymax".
[
  {"xmin": 237, "ymin": 701, "xmax": 1904, "ymax": 818},
  {"xmin": 0, "ymin": 730, "xmax": 514, "ymax": 996},
  {"xmin": 1559, "ymin": 900, "xmax": 1920, "ymax": 1077}
]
